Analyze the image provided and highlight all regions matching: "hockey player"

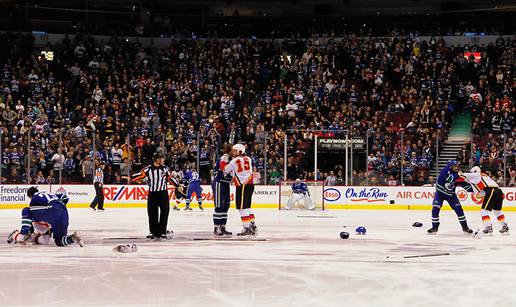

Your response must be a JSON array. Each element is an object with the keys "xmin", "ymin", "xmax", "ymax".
[
  {"xmin": 7, "ymin": 187, "xmax": 84, "ymax": 247},
  {"xmin": 460, "ymin": 166, "xmax": 509, "ymax": 234},
  {"xmin": 170, "ymin": 169, "xmax": 187, "ymax": 211},
  {"xmin": 428, "ymin": 160, "xmax": 474, "ymax": 234},
  {"xmin": 212, "ymin": 144, "xmax": 234, "ymax": 237},
  {"xmin": 224, "ymin": 143, "xmax": 257, "ymax": 236},
  {"xmin": 285, "ymin": 179, "xmax": 315, "ymax": 210},
  {"xmin": 184, "ymin": 166, "xmax": 203, "ymax": 210}
]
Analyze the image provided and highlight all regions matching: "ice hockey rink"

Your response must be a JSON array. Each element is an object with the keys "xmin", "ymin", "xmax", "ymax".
[{"xmin": 1, "ymin": 208, "xmax": 516, "ymax": 307}]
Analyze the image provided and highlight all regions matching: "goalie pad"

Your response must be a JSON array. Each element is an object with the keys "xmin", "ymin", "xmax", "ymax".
[{"xmin": 286, "ymin": 193, "xmax": 315, "ymax": 210}]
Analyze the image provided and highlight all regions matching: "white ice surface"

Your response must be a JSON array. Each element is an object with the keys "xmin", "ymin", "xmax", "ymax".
[{"xmin": 1, "ymin": 208, "xmax": 516, "ymax": 307}]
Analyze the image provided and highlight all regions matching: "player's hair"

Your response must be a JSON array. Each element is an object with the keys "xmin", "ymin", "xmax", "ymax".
[
  {"xmin": 27, "ymin": 187, "xmax": 39, "ymax": 198},
  {"xmin": 222, "ymin": 143, "xmax": 233, "ymax": 154},
  {"xmin": 153, "ymin": 152, "xmax": 165, "ymax": 160}
]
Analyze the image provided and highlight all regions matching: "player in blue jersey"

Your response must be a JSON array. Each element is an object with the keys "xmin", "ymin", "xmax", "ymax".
[
  {"xmin": 184, "ymin": 166, "xmax": 203, "ymax": 210},
  {"xmin": 428, "ymin": 160, "xmax": 473, "ymax": 234},
  {"xmin": 212, "ymin": 144, "xmax": 233, "ymax": 236},
  {"xmin": 7, "ymin": 187, "xmax": 84, "ymax": 247},
  {"xmin": 285, "ymin": 179, "xmax": 315, "ymax": 210}
]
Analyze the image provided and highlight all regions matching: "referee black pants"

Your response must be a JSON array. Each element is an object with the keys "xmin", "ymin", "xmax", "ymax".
[
  {"xmin": 147, "ymin": 190, "xmax": 170, "ymax": 237},
  {"xmin": 89, "ymin": 182, "xmax": 104, "ymax": 209}
]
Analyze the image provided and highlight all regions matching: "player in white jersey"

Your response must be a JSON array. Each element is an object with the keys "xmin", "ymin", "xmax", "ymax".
[
  {"xmin": 224, "ymin": 144, "xmax": 257, "ymax": 236},
  {"xmin": 460, "ymin": 166, "xmax": 508, "ymax": 234}
]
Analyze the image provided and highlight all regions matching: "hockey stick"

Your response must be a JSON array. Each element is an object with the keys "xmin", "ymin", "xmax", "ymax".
[{"xmin": 402, "ymin": 252, "xmax": 450, "ymax": 259}]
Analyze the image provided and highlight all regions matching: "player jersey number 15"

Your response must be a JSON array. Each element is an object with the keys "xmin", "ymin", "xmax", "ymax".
[{"xmin": 236, "ymin": 158, "xmax": 251, "ymax": 173}]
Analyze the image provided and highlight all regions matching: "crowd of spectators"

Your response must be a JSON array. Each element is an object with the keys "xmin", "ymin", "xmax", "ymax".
[{"xmin": 0, "ymin": 30, "xmax": 514, "ymax": 186}]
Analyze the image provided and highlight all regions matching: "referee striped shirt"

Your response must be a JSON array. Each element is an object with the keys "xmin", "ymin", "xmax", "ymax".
[
  {"xmin": 131, "ymin": 165, "xmax": 173, "ymax": 192},
  {"xmin": 94, "ymin": 168, "xmax": 104, "ymax": 184}
]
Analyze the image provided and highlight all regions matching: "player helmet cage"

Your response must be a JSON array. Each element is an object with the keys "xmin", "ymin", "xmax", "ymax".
[
  {"xmin": 470, "ymin": 166, "xmax": 481, "ymax": 173},
  {"xmin": 27, "ymin": 187, "xmax": 39, "ymax": 198}
]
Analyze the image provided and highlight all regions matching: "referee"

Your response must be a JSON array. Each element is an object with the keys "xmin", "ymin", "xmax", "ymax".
[
  {"xmin": 130, "ymin": 152, "xmax": 173, "ymax": 239},
  {"xmin": 89, "ymin": 161, "xmax": 105, "ymax": 211}
]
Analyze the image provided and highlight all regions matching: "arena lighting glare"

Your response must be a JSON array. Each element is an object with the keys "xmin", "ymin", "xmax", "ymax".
[
  {"xmin": 40, "ymin": 51, "xmax": 54, "ymax": 61},
  {"xmin": 280, "ymin": 55, "xmax": 292, "ymax": 63}
]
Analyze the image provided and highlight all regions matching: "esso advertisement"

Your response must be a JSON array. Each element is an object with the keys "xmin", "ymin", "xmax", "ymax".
[
  {"xmin": 323, "ymin": 188, "xmax": 341, "ymax": 202},
  {"xmin": 324, "ymin": 187, "xmax": 395, "ymax": 205}
]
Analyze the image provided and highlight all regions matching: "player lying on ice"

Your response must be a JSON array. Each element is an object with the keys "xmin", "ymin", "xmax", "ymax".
[
  {"xmin": 459, "ymin": 166, "xmax": 509, "ymax": 234},
  {"xmin": 428, "ymin": 160, "xmax": 474, "ymax": 234},
  {"xmin": 285, "ymin": 179, "xmax": 315, "ymax": 210},
  {"xmin": 7, "ymin": 187, "xmax": 84, "ymax": 247}
]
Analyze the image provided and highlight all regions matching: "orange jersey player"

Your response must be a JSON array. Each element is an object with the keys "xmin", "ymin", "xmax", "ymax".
[{"xmin": 224, "ymin": 143, "xmax": 257, "ymax": 236}]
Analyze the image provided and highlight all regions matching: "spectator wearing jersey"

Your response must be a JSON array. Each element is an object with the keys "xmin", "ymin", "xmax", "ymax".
[
  {"xmin": 198, "ymin": 145, "xmax": 211, "ymax": 184},
  {"xmin": 111, "ymin": 143, "xmax": 123, "ymax": 173}
]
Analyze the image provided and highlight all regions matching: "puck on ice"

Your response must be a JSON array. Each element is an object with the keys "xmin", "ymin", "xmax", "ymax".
[
  {"xmin": 412, "ymin": 222, "xmax": 423, "ymax": 227},
  {"xmin": 340, "ymin": 231, "xmax": 350, "ymax": 239}
]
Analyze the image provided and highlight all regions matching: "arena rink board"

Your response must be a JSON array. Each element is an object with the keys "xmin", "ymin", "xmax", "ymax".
[{"xmin": 1, "ymin": 184, "xmax": 516, "ymax": 210}]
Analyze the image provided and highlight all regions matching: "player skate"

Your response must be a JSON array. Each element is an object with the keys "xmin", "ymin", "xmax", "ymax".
[
  {"xmin": 427, "ymin": 227, "xmax": 438, "ymax": 235},
  {"xmin": 482, "ymin": 225, "xmax": 493, "ymax": 234},
  {"xmin": 249, "ymin": 221, "xmax": 258, "ymax": 235},
  {"xmin": 500, "ymin": 225, "xmax": 509, "ymax": 234},
  {"xmin": 162, "ymin": 230, "xmax": 174, "ymax": 239},
  {"xmin": 462, "ymin": 226, "xmax": 473, "ymax": 234},
  {"xmin": 71, "ymin": 232, "xmax": 85, "ymax": 247},
  {"xmin": 7, "ymin": 230, "xmax": 30, "ymax": 244},
  {"xmin": 237, "ymin": 227, "xmax": 254, "ymax": 237},
  {"xmin": 214, "ymin": 225, "xmax": 232, "ymax": 237}
]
